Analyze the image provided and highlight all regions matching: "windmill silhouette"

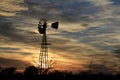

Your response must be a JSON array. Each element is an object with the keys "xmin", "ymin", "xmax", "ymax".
[{"xmin": 37, "ymin": 19, "xmax": 59, "ymax": 74}]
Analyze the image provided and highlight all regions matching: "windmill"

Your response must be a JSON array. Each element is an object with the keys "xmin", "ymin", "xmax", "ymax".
[{"xmin": 37, "ymin": 19, "xmax": 59, "ymax": 74}]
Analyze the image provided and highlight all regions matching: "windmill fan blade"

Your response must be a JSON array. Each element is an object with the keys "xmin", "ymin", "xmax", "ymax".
[
  {"xmin": 38, "ymin": 25, "xmax": 45, "ymax": 34},
  {"xmin": 51, "ymin": 22, "xmax": 59, "ymax": 29}
]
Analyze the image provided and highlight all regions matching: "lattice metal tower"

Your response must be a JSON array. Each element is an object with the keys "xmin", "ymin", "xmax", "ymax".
[{"xmin": 37, "ymin": 19, "xmax": 59, "ymax": 73}]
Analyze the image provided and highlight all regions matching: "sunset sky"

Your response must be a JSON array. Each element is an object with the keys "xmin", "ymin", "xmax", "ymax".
[{"xmin": 0, "ymin": 0, "xmax": 120, "ymax": 73}]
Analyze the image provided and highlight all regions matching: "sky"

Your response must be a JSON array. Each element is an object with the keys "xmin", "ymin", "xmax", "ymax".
[{"xmin": 0, "ymin": 0, "xmax": 120, "ymax": 73}]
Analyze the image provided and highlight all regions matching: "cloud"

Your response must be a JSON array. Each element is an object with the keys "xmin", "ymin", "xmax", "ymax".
[
  {"xmin": 0, "ymin": 16, "xmax": 39, "ymax": 47},
  {"xmin": 19, "ymin": 0, "xmax": 102, "ymax": 24},
  {"xmin": 111, "ymin": 0, "xmax": 120, "ymax": 5},
  {"xmin": 87, "ymin": 0, "xmax": 114, "ymax": 6},
  {"xmin": 0, "ymin": 16, "xmax": 20, "ymax": 38},
  {"xmin": 111, "ymin": 45, "xmax": 120, "ymax": 58},
  {"xmin": 0, "ymin": 57, "xmax": 30, "ymax": 68},
  {"xmin": 0, "ymin": 47, "xmax": 19, "ymax": 51},
  {"xmin": 87, "ymin": 63, "xmax": 113, "ymax": 73},
  {"xmin": 0, "ymin": 0, "xmax": 27, "ymax": 16}
]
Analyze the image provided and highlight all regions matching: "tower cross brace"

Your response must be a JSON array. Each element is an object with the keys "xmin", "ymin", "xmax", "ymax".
[{"xmin": 38, "ymin": 20, "xmax": 49, "ymax": 70}]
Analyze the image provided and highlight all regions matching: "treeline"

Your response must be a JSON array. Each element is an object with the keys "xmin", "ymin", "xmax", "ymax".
[{"xmin": 0, "ymin": 66, "xmax": 120, "ymax": 80}]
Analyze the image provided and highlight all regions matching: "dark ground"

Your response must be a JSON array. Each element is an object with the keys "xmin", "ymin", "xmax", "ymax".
[{"xmin": 0, "ymin": 66, "xmax": 120, "ymax": 80}]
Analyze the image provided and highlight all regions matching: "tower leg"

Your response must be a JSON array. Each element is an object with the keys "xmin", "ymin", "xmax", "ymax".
[{"xmin": 38, "ymin": 34, "xmax": 48, "ymax": 74}]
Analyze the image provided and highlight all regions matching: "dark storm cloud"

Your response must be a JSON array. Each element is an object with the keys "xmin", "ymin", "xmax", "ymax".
[
  {"xmin": 87, "ymin": 63, "xmax": 113, "ymax": 73},
  {"xmin": 0, "ymin": 47, "xmax": 19, "ymax": 51},
  {"xmin": 0, "ymin": 46, "xmax": 32, "ymax": 56},
  {"xmin": 0, "ymin": 16, "xmax": 20, "ymax": 38},
  {"xmin": 83, "ymin": 53, "xmax": 120, "ymax": 73},
  {"xmin": 20, "ymin": 0, "xmax": 101, "ymax": 23},
  {"xmin": 0, "ymin": 15, "xmax": 39, "ymax": 46},
  {"xmin": 0, "ymin": 57, "xmax": 30, "ymax": 68},
  {"xmin": 0, "ymin": 50, "xmax": 32, "ymax": 55},
  {"xmin": 111, "ymin": 45, "xmax": 120, "ymax": 58},
  {"xmin": 0, "ymin": 16, "xmax": 13, "ymax": 33},
  {"xmin": 113, "ymin": 49, "xmax": 120, "ymax": 54},
  {"xmin": 111, "ymin": 0, "xmax": 120, "ymax": 5}
]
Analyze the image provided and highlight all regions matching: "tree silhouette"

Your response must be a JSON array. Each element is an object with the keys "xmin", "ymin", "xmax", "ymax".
[
  {"xmin": 24, "ymin": 66, "xmax": 38, "ymax": 80},
  {"xmin": 0, "ymin": 67, "xmax": 16, "ymax": 80},
  {"xmin": 0, "ymin": 66, "xmax": 120, "ymax": 80}
]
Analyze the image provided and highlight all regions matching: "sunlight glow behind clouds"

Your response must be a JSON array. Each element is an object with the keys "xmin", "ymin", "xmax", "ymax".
[{"xmin": 87, "ymin": 0, "xmax": 114, "ymax": 6}]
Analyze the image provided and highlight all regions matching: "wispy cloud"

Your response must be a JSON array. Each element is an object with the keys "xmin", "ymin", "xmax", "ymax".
[{"xmin": 0, "ymin": 57, "xmax": 30, "ymax": 68}]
